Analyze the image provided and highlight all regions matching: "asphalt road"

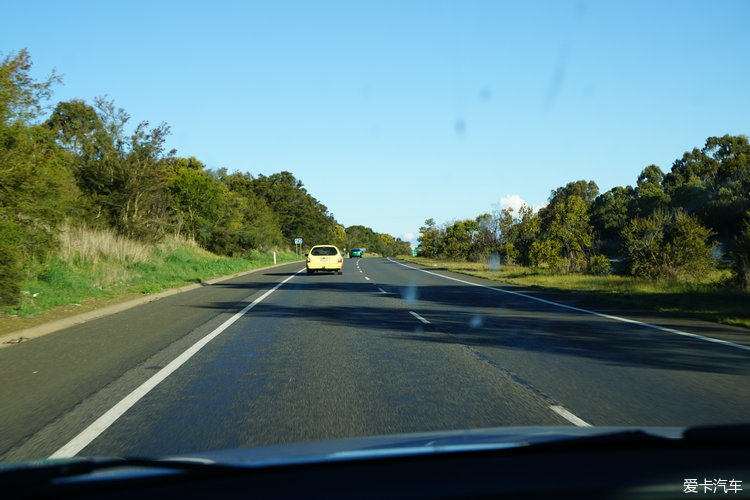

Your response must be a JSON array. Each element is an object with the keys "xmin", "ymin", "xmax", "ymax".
[{"xmin": 1, "ymin": 257, "xmax": 749, "ymax": 462}]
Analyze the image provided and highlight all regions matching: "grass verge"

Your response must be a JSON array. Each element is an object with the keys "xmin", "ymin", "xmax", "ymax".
[
  {"xmin": 399, "ymin": 256, "xmax": 749, "ymax": 329},
  {"xmin": 0, "ymin": 226, "xmax": 301, "ymax": 336}
]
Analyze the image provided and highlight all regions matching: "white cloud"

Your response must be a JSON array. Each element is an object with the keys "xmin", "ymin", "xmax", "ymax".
[
  {"xmin": 495, "ymin": 195, "xmax": 547, "ymax": 215},
  {"xmin": 499, "ymin": 194, "xmax": 526, "ymax": 213},
  {"xmin": 532, "ymin": 202, "xmax": 548, "ymax": 213},
  {"xmin": 402, "ymin": 232, "xmax": 417, "ymax": 243}
]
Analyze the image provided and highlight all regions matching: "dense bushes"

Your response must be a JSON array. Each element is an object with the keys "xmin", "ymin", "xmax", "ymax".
[
  {"xmin": 418, "ymin": 136, "xmax": 749, "ymax": 286},
  {"xmin": 622, "ymin": 209, "xmax": 716, "ymax": 281},
  {"xmin": 0, "ymin": 50, "xmax": 66, "ymax": 304},
  {"xmin": 734, "ymin": 214, "xmax": 750, "ymax": 290}
]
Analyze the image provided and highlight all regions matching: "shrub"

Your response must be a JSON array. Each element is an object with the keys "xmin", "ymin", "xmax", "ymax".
[
  {"xmin": 529, "ymin": 239, "xmax": 564, "ymax": 271},
  {"xmin": 622, "ymin": 209, "xmax": 717, "ymax": 281},
  {"xmin": 733, "ymin": 214, "xmax": 750, "ymax": 290},
  {"xmin": 0, "ymin": 228, "xmax": 22, "ymax": 305},
  {"xmin": 588, "ymin": 254, "xmax": 611, "ymax": 275}
]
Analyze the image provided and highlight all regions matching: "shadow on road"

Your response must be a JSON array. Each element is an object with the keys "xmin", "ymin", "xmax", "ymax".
[{"xmin": 186, "ymin": 271, "xmax": 750, "ymax": 377}]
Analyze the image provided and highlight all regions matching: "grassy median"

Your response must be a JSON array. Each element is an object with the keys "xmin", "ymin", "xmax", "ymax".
[
  {"xmin": 399, "ymin": 256, "xmax": 749, "ymax": 329},
  {"xmin": 0, "ymin": 226, "xmax": 301, "ymax": 335}
]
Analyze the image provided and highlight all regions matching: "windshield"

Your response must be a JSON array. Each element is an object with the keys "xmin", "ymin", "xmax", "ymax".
[
  {"xmin": 1, "ymin": 0, "xmax": 748, "ymax": 490},
  {"xmin": 310, "ymin": 246, "xmax": 339, "ymax": 256}
]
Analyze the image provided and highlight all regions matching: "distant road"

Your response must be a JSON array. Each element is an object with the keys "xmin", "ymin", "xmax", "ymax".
[{"xmin": 2, "ymin": 258, "xmax": 749, "ymax": 462}]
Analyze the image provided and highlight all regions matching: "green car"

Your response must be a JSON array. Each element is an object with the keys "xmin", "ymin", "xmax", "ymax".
[{"xmin": 349, "ymin": 248, "xmax": 363, "ymax": 258}]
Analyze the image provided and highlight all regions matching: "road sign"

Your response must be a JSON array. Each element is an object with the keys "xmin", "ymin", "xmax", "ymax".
[{"xmin": 294, "ymin": 238, "xmax": 302, "ymax": 244}]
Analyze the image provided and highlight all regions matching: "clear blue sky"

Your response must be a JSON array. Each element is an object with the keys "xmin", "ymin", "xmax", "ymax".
[{"xmin": 3, "ymin": 0, "xmax": 749, "ymax": 244}]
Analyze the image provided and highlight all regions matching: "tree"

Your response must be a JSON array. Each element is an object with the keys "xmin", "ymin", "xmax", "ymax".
[
  {"xmin": 221, "ymin": 170, "xmax": 284, "ymax": 252},
  {"xmin": 622, "ymin": 209, "xmax": 716, "ymax": 281},
  {"xmin": 417, "ymin": 218, "xmax": 444, "ymax": 257},
  {"xmin": 378, "ymin": 233, "xmax": 396, "ymax": 256},
  {"xmin": 732, "ymin": 212, "xmax": 750, "ymax": 290},
  {"xmin": 392, "ymin": 237, "xmax": 412, "ymax": 256},
  {"xmin": 251, "ymin": 171, "xmax": 337, "ymax": 247},
  {"xmin": 546, "ymin": 180, "xmax": 599, "ymax": 208},
  {"xmin": 443, "ymin": 219, "xmax": 478, "ymax": 260},
  {"xmin": 333, "ymin": 224, "xmax": 347, "ymax": 251},
  {"xmin": 530, "ymin": 196, "xmax": 593, "ymax": 272},
  {"xmin": 117, "ymin": 120, "xmax": 173, "ymax": 238},
  {"xmin": 0, "ymin": 49, "xmax": 60, "ymax": 125},
  {"xmin": 46, "ymin": 99, "xmax": 101, "ymax": 156},
  {"xmin": 474, "ymin": 210, "xmax": 514, "ymax": 259},
  {"xmin": 635, "ymin": 165, "xmax": 670, "ymax": 216},
  {"xmin": 346, "ymin": 224, "xmax": 375, "ymax": 253},
  {"xmin": 701, "ymin": 135, "xmax": 750, "ymax": 246},
  {"xmin": 590, "ymin": 185, "xmax": 636, "ymax": 256},
  {"xmin": 663, "ymin": 135, "xmax": 750, "ymax": 249},
  {"xmin": 473, "ymin": 213, "xmax": 496, "ymax": 257},
  {"xmin": 345, "ymin": 224, "xmax": 404, "ymax": 256},
  {"xmin": 169, "ymin": 160, "xmax": 227, "ymax": 241},
  {"xmin": 0, "ymin": 50, "xmax": 66, "ymax": 305},
  {"xmin": 502, "ymin": 204, "xmax": 540, "ymax": 266},
  {"xmin": 57, "ymin": 97, "xmax": 175, "ymax": 239}
]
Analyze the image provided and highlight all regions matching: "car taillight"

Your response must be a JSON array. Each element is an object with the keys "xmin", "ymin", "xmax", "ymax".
[
  {"xmin": 307, "ymin": 258, "xmax": 311, "ymax": 263},
  {"xmin": 338, "ymin": 257, "xmax": 342, "ymax": 263}
]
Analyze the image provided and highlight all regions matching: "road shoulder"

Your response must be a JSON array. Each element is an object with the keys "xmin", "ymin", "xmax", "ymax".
[{"xmin": 0, "ymin": 260, "xmax": 304, "ymax": 348}]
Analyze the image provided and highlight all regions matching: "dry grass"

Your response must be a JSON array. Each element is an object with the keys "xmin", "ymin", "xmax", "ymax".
[
  {"xmin": 57, "ymin": 225, "xmax": 218, "ymax": 286},
  {"xmin": 400, "ymin": 256, "xmax": 749, "ymax": 328},
  {"xmin": 2, "ymin": 225, "xmax": 301, "ymax": 322},
  {"xmin": 58, "ymin": 224, "xmax": 151, "ymax": 266}
]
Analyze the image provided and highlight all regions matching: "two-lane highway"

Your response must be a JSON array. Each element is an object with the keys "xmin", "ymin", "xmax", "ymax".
[{"xmin": 2, "ymin": 257, "xmax": 749, "ymax": 462}]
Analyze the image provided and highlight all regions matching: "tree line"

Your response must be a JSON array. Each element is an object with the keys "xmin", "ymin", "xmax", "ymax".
[
  {"xmin": 0, "ymin": 49, "xmax": 409, "ymax": 305},
  {"xmin": 418, "ymin": 135, "xmax": 750, "ymax": 289},
  {"xmin": 343, "ymin": 224, "xmax": 411, "ymax": 257}
]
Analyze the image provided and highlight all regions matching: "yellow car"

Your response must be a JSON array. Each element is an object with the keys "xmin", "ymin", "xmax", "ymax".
[{"xmin": 306, "ymin": 245, "xmax": 343, "ymax": 275}]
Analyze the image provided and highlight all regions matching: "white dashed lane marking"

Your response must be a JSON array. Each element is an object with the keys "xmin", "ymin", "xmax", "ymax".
[
  {"xmin": 550, "ymin": 405, "xmax": 593, "ymax": 427},
  {"xmin": 408, "ymin": 311, "xmax": 431, "ymax": 324}
]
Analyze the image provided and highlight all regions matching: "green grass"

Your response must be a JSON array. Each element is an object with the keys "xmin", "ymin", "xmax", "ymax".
[
  {"xmin": 1, "ymin": 226, "xmax": 301, "ymax": 320},
  {"xmin": 400, "ymin": 256, "xmax": 750, "ymax": 329}
]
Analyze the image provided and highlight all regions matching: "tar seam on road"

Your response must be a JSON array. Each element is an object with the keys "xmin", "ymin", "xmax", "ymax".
[
  {"xmin": 388, "ymin": 259, "xmax": 750, "ymax": 353},
  {"xmin": 468, "ymin": 347, "xmax": 593, "ymax": 427},
  {"xmin": 49, "ymin": 268, "xmax": 305, "ymax": 459},
  {"xmin": 396, "ymin": 261, "xmax": 594, "ymax": 427}
]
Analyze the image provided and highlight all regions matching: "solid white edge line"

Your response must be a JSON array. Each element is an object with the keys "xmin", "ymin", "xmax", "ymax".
[
  {"xmin": 409, "ymin": 311, "xmax": 431, "ymax": 324},
  {"xmin": 550, "ymin": 405, "xmax": 592, "ymax": 427},
  {"xmin": 49, "ymin": 268, "xmax": 304, "ymax": 459},
  {"xmin": 387, "ymin": 258, "xmax": 750, "ymax": 352}
]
